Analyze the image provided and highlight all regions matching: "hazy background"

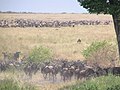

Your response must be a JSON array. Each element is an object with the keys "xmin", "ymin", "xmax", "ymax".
[{"xmin": 0, "ymin": 0, "xmax": 88, "ymax": 13}]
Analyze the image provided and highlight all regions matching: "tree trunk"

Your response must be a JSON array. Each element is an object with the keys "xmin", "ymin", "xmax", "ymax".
[{"xmin": 112, "ymin": 15, "xmax": 120, "ymax": 59}]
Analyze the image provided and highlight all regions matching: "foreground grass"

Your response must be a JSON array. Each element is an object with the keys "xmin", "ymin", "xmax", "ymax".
[
  {"xmin": 0, "ymin": 78, "xmax": 37, "ymax": 90},
  {"xmin": 60, "ymin": 75, "xmax": 120, "ymax": 90},
  {"xmin": 0, "ymin": 71, "xmax": 77, "ymax": 90}
]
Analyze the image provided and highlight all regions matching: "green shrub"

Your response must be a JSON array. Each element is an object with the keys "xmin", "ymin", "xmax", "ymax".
[
  {"xmin": 29, "ymin": 46, "xmax": 53, "ymax": 63},
  {"xmin": 82, "ymin": 41, "xmax": 108, "ymax": 59},
  {"xmin": 82, "ymin": 41, "xmax": 118, "ymax": 67},
  {"xmin": 60, "ymin": 75, "xmax": 120, "ymax": 90},
  {"xmin": 0, "ymin": 79, "xmax": 36, "ymax": 90}
]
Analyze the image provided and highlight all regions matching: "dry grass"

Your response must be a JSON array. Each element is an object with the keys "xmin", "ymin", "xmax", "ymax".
[
  {"xmin": 0, "ymin": 25, "xmax": 116, "ymax": 60},
  {"xmin": 0, "ymin": 13, "xmax": 117, "ymax": 90},
  {"xmin": 0, "ymin": 70, "xmax": 78, "ymax": 90},
  {"xmin": 0, "ymin": 23, "xmax": 116, "ymax": 60},
  {"xmin": 0, "ymin": 13, "xmax": 112, "ymax": 21}
]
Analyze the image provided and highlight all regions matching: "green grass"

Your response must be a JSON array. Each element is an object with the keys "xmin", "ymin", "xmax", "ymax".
[
  {"xmin": 60, "ymin": 75, "xmax": 120, "ymax": 90},
  {"xmin": 0, "ymin": 78, "xmax": 37, "ymax": 90}
]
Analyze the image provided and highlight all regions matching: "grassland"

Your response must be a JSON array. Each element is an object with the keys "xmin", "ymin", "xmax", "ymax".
[
  {"xmin": 0, "ymin": 13, "xmax": 112, "ymax": 21},
  {"xmin": 0, "ymin": 25, "xmax": 116, "ymax": 60},
  {"xmin": 0, "ymin": 13, "xmax": 118, "ymax": 90}
]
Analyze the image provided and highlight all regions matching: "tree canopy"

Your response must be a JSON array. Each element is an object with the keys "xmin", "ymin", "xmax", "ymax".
[
  {"xmin": 77, "ymin": 0, "xmax": 120, "ymax": 58},
  {"xmin": 77, "ymin": 0, "xmax": 120, "ymax": 15}
]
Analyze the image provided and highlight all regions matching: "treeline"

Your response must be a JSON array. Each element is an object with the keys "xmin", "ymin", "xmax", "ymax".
[
  {"xmin": 0, "ymin": 11, "xmax": 87, "ymax": 14},
  {"xmin": 0, "ymin": 11, "xmax": 37, "ymax": 14}
]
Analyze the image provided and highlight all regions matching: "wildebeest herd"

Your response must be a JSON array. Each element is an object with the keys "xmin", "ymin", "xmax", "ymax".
[
  {"xmin": 0, "ymin": 51, "xmax": 120, "ymax": 82},
  {"xmin": 0, "ymin": 19, "xmax": 112, "ymax": 28}
]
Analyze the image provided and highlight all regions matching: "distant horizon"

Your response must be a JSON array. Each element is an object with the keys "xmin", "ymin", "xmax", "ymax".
[
  {"xmin": 0, "ymin": 0, "xmax": 88, "ymax": 13},
  {"xmin": 0, "ymin": 10, "xmax": 88, "ymax": 14}
]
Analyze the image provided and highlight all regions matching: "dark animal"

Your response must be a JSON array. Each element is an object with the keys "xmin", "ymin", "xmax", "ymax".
[
  {"xmin": 94, "ymin": 66, "xmax": 107, "ymax": 77},
  {"xmin": 98, "ymin": 67, "xmax": 120, "ymax": 76},
  {"xmin": 76, "ymin": 67, "xmax": 96, "ymax": 80},
  {"xmin": 2, "ymin": 52, "xmax": 8, "ymax": 60},
  {"xmin": 23, "ymin": 62, "xmax": 39, "ymax": 78},
  {"xmin": 61, "ymin": 67, "xmax": 74, "ymax": 82},
  {"xmin": 13, "ymin": 52, "xmax": 21, "ymax": 60},
  {"xmin": 77, "ymin": 39, "xmax": 81, "ymax": 43},
  {"xmin": 41, "ymin": 65, "xmax": 58, "ymax": 81},
  {"xmin": 111, "ymin": 67, "xmax": 120, "ymax": 76},
  {"xmin": 0, "ymin": 62, "xmax": 8, "ymax": 72}
]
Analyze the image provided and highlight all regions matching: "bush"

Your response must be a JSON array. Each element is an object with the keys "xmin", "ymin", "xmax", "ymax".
[
  {"xmin": 0, "ymin": 79, "xmax": 36, "ymax": 90},
  {"xmin": 29, "ymin": 46, "xmax": 53, "ymax": 63},
  {"xmin": 82, "ymin": 41, "xmax": 118, "ymax": 67},
  {"xmin": 82, "ymin": 41, "xmax": 108, "ymax": 59},
  {"xmin": 60, "ymin": 75, "xmax": 120, "ymax": 90}
]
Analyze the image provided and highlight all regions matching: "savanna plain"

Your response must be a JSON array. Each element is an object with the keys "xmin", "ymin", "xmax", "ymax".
[{"xmin": 0, "ymin": 13, "xmax": 119, "ymax": 90}]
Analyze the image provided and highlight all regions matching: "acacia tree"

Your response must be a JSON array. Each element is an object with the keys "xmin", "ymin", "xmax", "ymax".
[{"xmin": 77, "ymin": 0, "xmax": 120, "ymax": 58}]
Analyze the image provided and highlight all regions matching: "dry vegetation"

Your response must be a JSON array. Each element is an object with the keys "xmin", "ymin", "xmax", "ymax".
[
  {"xmin": 0, "ymin": 71, "xmax": 77, "ymax": 90},
  {"xmin": 0, "ymin": 25, "xmax": 116, "ymax": 60},
  {"xmin": 0, "ymin": 13, "xmax": 117, "ymax": 90},
  {"xmin": 0, "ymin": 13, "xmax": 112, "ymax": 21}
]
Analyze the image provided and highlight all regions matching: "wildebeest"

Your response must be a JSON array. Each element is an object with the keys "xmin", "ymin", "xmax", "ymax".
[
  {"xmin": 41, "ymin": 63, "xmax": 59, "ymax": 82},
  {"xmin": 0, "ymin": 61, "xmax": 9, "ymax": 72},
  {"xmin": 76, "ymin": 67, "xmax": 96, "ymax": 80},
  {"xmin": 23, "ymin": 62, "xmax": 40, "ymax": 78},
  {"xmin": 1, "ymin": 51, "xmax": 120, "ymax": 83},
  {"xmin": 105, "ymin": 67, "xmax": 120, "ymax": 76},
  {"xmin": 60, "ymin": 66, "xmax": 75, "ymax": 82},
  {"xmin": 0, "ymin": 19, "xmax": 113, "ymax": 28},
  {"xmin": 112, "ymin": 67, "xmax": 120, "ymax": 75}
]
